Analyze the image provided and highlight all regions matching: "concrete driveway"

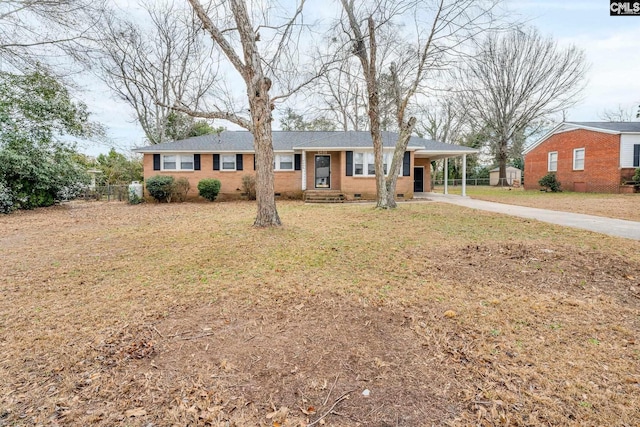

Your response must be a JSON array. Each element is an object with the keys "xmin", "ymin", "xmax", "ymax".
[{"xmin": 416, "ymin": 192, "xmax": 640, "ymax": 241}]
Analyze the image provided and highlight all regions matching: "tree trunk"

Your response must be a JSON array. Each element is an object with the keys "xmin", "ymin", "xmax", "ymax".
[
  {"xmin": 251, "ymin": 78, "xmax": 281, "ymax": 227},
  {"xmin": 385, "ymin": 117, "xmax": 417, "ymax": 208},
  {"xmin": 230, "ymin": 0, "xmax": 281, "ymax": 227},
  {"xmin": 498, "ymin": 139, "xmax": 508, "ymax": 187}
]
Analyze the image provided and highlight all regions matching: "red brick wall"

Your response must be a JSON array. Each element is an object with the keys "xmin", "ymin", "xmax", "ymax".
[{"xmin": 524, "ymin": 130, "xmax": 622, "ymax": 193}]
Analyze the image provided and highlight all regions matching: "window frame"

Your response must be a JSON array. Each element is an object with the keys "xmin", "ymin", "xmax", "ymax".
[
  {"xmin": 573, "ymin": 148, "xmax": 585, "ymax": 171},
  {"xmin": 352, "ymin": 150, "xmax": 402, "ymax": 177},
  {"xmin": 162, "ymin": 154, "xmax": 194, "ymax": 171},
  {"xmin": 548, "ymin": 151, "xmax": 558, "ymax": 172},
  {"xmin": 274, "ymin": 154, "xmax": 294, "ymax": 171},
  {"xmin": 221, "ymin": 154, "xmax": 237, "ymax": 171}
]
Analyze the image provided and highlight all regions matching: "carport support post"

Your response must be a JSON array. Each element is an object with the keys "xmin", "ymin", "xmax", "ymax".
[
  {"xmin": 462, "ymin": 154, "xmax": 467, "ymax": 197},
  {"xmin": 444, "ymin": 158, "xmax": 448, "ymax": 195}
]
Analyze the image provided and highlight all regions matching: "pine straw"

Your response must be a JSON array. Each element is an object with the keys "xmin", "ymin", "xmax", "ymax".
[{"xmin": 1, "ymin": 200, "xmax": 639, "ymax": 426}]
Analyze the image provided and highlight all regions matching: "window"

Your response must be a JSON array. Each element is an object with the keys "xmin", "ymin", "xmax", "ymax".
[
  {"xmin": 275, "ymin": 154, "xmax": 293, "ymax": 170},
  {"xmin": 352, "ymin": 151, "xmax": 401, "ymax": 176},
  {"xmin": 180, "ymin": 154, "xmax": 194, "ymax": 170},
  {"xmin": 573, "ymin": 148, "xmax": 585, "ymax": 170},
  {"xmin": 163, "ymin": 155, "xmax": 177, "ymax": 170},
  {"xmin": 222, "ymin": 155, "xmax": 236, "ymax": 170},
  {"xmin": 354, "ymin": 152, "xmax": 364, "ymax": 175},
  {"xmin": 548, "ymin": 152, "xmax": 558, "ymax": 172},
  {"xmin": 162, "ymin": 154, "xmax": 194, "ymax": 171}
]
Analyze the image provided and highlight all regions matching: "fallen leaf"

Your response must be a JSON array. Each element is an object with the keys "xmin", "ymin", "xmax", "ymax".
[
  {"xmin": 444, "ymin": 310, "xmax": 457, "ymax": 318},
  {"xmin": 125, "ymin": 407, "xmax": 146, "ymax": 417}
]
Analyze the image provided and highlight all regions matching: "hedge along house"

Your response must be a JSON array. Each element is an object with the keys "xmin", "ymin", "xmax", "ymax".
[
  {"xmin": 133, "ymin": 131, "xmax": 477, "ymax": 201},
  {"xmin": 523, "ymin": 122, "xmax": 640, "ymax": 193}
]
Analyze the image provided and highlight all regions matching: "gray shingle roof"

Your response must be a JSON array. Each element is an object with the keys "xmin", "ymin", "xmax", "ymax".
[
  {"xmin": 132, "ymin": 130, "xmax": 477, "ymax": 154},
  {"xmin": 566, "ymin": 122, "xmax": 640, "ymax": 133}
]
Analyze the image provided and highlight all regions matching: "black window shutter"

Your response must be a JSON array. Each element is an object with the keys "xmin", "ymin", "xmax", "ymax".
[
  {"xmin": 634, "ymin": 144, "xmax": 640, "ymax": 167},
  {"xmin": 253, "ymin": 154, "xmax": 256, "ymax": 170},
  {"xmin": 294, "ymin": 154, "xmax": 301, "ymax": 171},
  {"xmin": 402, "ymin": 151, "xmax": 411, "ymax": 176},
  {"xmin": 213, "ymin": 154, "xmax": 220, "ymax": 170},
  {"xmin": 153, "ymin": 154, "xmax": 160, "ymax": 170},
  {"xmin": 236, "ymin": 154, "xmax": 243, "ymax": 171},
  {"xmin": 346, "ymin": 151, "xmax": 353, "ymax": 176},
  {"xmin": 194, "ymin": 154, "xmax": 201, "ymax": 170}
]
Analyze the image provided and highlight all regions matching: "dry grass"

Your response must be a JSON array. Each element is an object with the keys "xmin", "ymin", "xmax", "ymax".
[
  {"xmin": 433, "ymin": 185, "xmax": 640, "ymax": 222},
  {"xmin": 1, "ymin": 200, "xmax": 639, "ymax": 426}
]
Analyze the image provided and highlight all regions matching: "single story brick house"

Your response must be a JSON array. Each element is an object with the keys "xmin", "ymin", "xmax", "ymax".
[
  {"xmin": 523, "ymin": 122, "xmax": 640, "ymax": 193},
  {"xmin": 133, "ymin": 131, "xmax": 477, "ymax": 200}
]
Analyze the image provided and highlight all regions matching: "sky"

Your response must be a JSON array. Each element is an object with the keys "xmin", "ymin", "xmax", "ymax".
[{"xmin": 77, "ymin": 0, "xmax": 640, "ymax": 157}]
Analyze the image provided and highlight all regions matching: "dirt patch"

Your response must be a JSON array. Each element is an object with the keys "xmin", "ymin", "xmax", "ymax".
[{"xmin": 70, "ymin": 298, "xmax": 460, "ymax": 426}]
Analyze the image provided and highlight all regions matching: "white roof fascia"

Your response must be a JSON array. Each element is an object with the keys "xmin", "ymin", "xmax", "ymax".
[{"xmin": 291, "ymin": 145, "xmax": 424, "ymax": 151}]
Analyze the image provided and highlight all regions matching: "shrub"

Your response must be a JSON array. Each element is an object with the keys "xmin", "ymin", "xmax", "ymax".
[
  {"xmin": 146, "ymin": 175, "xmax": 175, "ymax": 202},
  {"xmin": 0, "ymin": 181, "xmax": 14, "ymax": 214},
  {"xmin": 172, "ymin": 177, "xmax": 191, "ymax": 202},
  {"xmin": 539, "ymin": 173, "xmax": 561, "ymax": 192},
  {"xmin": 633, "ymin": 168, "xmax": 640, "ymax": 182},
  {"xmin": 198, "ymin": 178, "xmax": 221, "ymax": 201},
  {"xmin": 241, "ymin": 175, "xmax": 256, "ymax": 200}
]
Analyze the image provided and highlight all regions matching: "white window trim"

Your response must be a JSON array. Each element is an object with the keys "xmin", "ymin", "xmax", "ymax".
[
  {"xmin": 573, "ymin": 148, "xmax": 585, "ymax": 171},
  {"xmin": 221, "ymin": 154, "xmax": 237, "ymax": 171},
  {"xmin": 162, "ymin": 154, "xmax": 194, "ymax": 171},
  {"xmin": 548, "ymin": 151, "xmax": 558, "ymax": 172},
  {"xmin": 274, "ymin": 154, "xmax": 294, "ymax": 171},
  {"xmin": 352, "ymin": 150, "xmax": 402, "ymax": 177}
]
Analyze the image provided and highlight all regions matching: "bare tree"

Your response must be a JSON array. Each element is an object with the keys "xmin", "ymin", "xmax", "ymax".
[
  {"xmin": 600, "ymin": 104, "xmax": 638, "ymax": 122},
  {"xmin": 338, "ymin": 0, "xmax": 502, "ymax": 208},
  {"xmin": 458, "ymin": 27, "xmax": 587, "ymax": 184},
  {"xmin": 99, "ymin": 1, "xmax": 217, "ymax": 144},
  {"xmin": 166, "ymin": 0, "xmax": 320, "ymax": 227},
  {"xmin": 313, "ymin": 54, "xmax": 368, "ymax": 131},
  {"xmin": 0, "ymin": 0, "xmax": 104, "ymax": 71}
]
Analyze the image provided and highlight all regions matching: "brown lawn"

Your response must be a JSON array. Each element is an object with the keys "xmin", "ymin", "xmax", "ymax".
[
  {"xmin": 434, "ymin": 186, "xmax": 640, "ymax": 222},
  {"xmin": 1, "ymin": 200, "xmax": 639, "ymax": 426}
]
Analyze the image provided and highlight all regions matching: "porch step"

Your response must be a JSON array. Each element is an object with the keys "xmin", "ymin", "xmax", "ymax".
[{"xmin": 304, "ymin": 190, "xmax": 345, "ymax": 203}]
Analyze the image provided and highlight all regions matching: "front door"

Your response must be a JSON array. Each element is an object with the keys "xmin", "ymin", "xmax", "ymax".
[
  {"xmin": 414, "ymin": 166, "xmax": 424, "ymax": 192},
  {"xmin": 315, "ymin": 155, "xmax": 331, "ymax": 189}
]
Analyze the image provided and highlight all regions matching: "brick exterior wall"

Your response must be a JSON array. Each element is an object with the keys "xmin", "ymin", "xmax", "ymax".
[
  {"xmin": 524, "ymin": 129, "xmax": 622, "ymax": 193},
  {"xmin": 143, "ymin": 150, "xmax": 423, "ymax": 200},
  {"xmin": 142, "ymin": 153, "xmax": 303, "ymax": 199}
]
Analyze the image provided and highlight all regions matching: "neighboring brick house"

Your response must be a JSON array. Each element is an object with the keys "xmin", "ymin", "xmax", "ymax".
[
  {"xmin": 133, "ymin": 131, "xmax": 477, "ymax": 200},
  {"xmin": 523, "ymin": 122, "xmax": 640, "ymax": 193}
]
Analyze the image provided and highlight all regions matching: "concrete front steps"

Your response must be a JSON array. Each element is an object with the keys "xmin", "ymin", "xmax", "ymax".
[{"xmin": 304, "ymin": 190, "xmax": 345, "ymax": 203}]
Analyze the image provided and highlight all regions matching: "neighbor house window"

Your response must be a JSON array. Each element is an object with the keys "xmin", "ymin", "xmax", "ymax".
[
  {"xmin": 353, "ymin": 151, "xmax": 401, "ymax": 176},
  {"xmin": 548, "ymin": 151, "xmax": 558, "ymax": 172},
  {"xmin": 222, "ymin": 155, "xmax": 236, "ymax": 170},
  {"xmin": 274, "ymin": 154, "xmax": 293, "ymax": 170},
  {"xmin": 573, "ymin": 148, "xmax": 585, "ymax": 170},
  {"xmin": 162, "ymin": 154, "xmax": 193, "ymax": 171}
]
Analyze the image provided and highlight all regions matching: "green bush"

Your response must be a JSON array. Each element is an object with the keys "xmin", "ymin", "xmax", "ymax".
[
  {"xmin": 146, "ymin": 175, "xmax": 175, "ymax": 202},
  {"xmin": 0, "ymin": 181, "xmax": 14, "ymax": 214},
  {"xmin": 241, "ymin": 175, "xmax": 256, "ymax": 200},
  {"xmin": 198, "ymin": 178, "xmax": 221, "ymax": 201},
  {"xmin": 172, "ymin": 177, "xmax": 191, "ymax": 202},
  {"xmin": 633, "ymin": 168, "xmax": 640, "ymax": 182},
  {"xmin": 539, "ymin": 173, "xmax": 561, "ymax": 192}
]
